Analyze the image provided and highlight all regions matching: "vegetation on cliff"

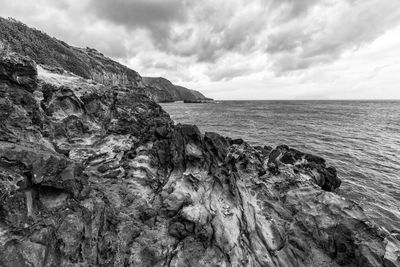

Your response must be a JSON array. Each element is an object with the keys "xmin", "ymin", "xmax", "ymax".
[
  {"xmin": 143, "ymin": 77, "xmax": 212, "ymax": 102},
  {"xmin": 0, "ymin": 17, "xmax": 210, "ymax": 103}
]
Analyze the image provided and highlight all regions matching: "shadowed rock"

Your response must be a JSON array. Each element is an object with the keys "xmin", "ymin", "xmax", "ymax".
[
  {"xmin": 0, "ymin": 51, "xmax": 37, "ymax": 91},
  {"xmin": 267, "ymin": 145, "xmax": 342, "ymax": 191}
]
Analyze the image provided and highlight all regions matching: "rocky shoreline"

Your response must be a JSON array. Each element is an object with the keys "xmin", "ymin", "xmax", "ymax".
[
  {"xmin": 183, "ymin": 99, "xmax": 214, "ymax": 103},
  {"xmin": 0, "ymin": 51, "xmax": 399, "ymax": 267}
]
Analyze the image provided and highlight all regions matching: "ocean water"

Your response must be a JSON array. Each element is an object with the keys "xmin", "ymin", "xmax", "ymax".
[{"xmin": 161, "ymin": 100, "xmax": 400, "ymax": 232}]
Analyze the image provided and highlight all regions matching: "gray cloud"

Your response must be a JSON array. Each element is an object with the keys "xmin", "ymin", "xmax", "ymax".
[
  {"xmin": 266, "ymin": 0, "xmax": 400, "ymax": 73},
  {"xmin": 139, "ymin": 56, "xmax": 178, "ymax": 71},
  {"xmin": 270, "ymin": 0, "xmax": 320, "ymax": 22},
  {"xmin": 88, "ymin": 0, "xmax": 187, "ymax": 42},
  {"xmin": 206, "ymin": 65, "xmax": 256, "ymax": 82},
  {"xmin": 162, "ymin": 1, "xmax": 268, "ymax": 63},
  {"xmin": 1, "ymin": 0, "xmax": 400, "ymax": 82}
]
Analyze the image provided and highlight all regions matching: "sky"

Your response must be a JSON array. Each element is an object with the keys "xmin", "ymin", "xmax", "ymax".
[{"xmin": 1, "ymin": 0, "xmax": 400, "ymax": 100}]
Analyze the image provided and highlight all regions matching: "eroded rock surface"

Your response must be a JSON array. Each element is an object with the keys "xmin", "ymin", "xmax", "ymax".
[{"xmin": 0, "ymin": 52, "xmax": 399, "ymax": 267}]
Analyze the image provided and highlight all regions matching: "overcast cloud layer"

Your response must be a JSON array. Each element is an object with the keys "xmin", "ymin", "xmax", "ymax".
[{"xmin": 1, "ymin": 0, "xmax": 400, "ymax": 99}]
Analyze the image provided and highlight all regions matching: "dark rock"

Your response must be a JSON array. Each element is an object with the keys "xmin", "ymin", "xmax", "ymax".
[
  {"xmin": 169, "ymin": 124, "xmax": 204, "ymax": 169},
  {"xmin": 0, "ymin": 51, "xmax": 37, "ymax": 92},
  {"xmin": 143, "ymin": 76, "xmax": 212, "ymax": 103},
  {"xmin": 267, "ymin": 145, "xmax": 341, "ymax": 192},
  {"xmin": 263, "ymin": 145, "xmax": 273, "ymax": 152},
  {"xmin": 281, "ymin": 152, "xmax": 296, "ymax": 164},
  {"xmin": 155, "ymin": 125, "xmax": 170, "ymax": 139},
  {"xmin": 321, "ymin": 166, "xmax": 341, "ymax": 191},
  {"xmin": 304, "ymin": 153, "xmax": 326, "ymax": 166},
  {"xmin": 231, "ymin": 138, "xmax": 244, "ymax": 145},
  {"xmin": 0, "ymin": 142, "xmax": 83, "ymax": 196},
  {"xmin": 56, "ymin": 213, "xmax": 84, "ymax": 260},
  {"xmin": 168, "ymin": 219, "xmax": 195, "ymax": 239},
  {"xmin": 183, "ymin": 99, "xmax": 213, "ymax": 103},
  {"xmin": 204, "ymin": 132, "xmax": 230, "ymax": 162}
]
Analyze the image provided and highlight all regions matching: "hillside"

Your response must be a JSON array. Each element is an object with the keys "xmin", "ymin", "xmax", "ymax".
[
  {"xmin": 143, "ymin": 77, "xmax": 213, "ymax": 102},
  {"xmin": 0, "ymin": 17, "xmax": 210, "ymax": 102}
]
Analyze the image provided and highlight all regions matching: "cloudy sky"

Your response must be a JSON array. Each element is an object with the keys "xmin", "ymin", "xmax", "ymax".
[{"xmin": 1, "ymin": 0, "xmax": 400, "ymax": 100}]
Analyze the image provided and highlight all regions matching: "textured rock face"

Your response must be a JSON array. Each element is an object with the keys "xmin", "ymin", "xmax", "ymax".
[
  {"xmin": 267, "ymin": 145, "xmax": 342, "ymax": 191},
  {"xmin": 0, "ymin": 51, "xmax": 37, "ymax": 91},
  {"xmin": 139, "ymin": 84, "xmax": 174, "ymax": 103},
  {"xmin": 1, "ymin": 52, "xmax": 400, "ymax": 267},
  {"xmin": 175, "ymin": 85, "xmax": 209, "ymax": 100}
]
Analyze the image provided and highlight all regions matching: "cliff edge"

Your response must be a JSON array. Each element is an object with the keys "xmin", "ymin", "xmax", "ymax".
[
  {"xmin": 143, "ymin": 77, "xmax": 212, "ymax": 102},
  {"xmin": 0, "ymin": 17, "xmax": 211, "ymax": 103}
]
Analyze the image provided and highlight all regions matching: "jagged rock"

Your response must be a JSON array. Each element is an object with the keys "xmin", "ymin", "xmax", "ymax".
[
  {"xmin": 267, "ymin": 144, "xmax": 342, "ymax": 191},
  {"xmin": 0, "ymin": 142, "xmax": 83, "ymax": 196},
  {"xmin": 0, "ymin": 42, "xmax": 399, "ymax": 267},
  {"xmin": 204, "ymin": 131, "xmax": 230, "ymax": 162},
  {"xmin": 384, "ymin": 236, "xmax": 400, "ymax": 267},
  {"xmin": 0, "ymin": 51, "xmax": 37, "ymax": 91},
  {"xmin": 168, "ymin": 220, "xmax": 195, "ymax": 239},
  {"xmin": 57, "ymin": 213, "xmax": 84, "ymax": 261}
]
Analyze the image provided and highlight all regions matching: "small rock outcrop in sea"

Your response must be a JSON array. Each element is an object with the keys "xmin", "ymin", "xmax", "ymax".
[{"xmin": 1, "ymin": 50, "xmax": 399, "ymax": 267}]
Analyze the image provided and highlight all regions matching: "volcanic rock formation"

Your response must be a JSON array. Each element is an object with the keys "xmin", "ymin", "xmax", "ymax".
[{"xmin": 0, "ymin": 48, "xmax": 399, "ymax": 267}]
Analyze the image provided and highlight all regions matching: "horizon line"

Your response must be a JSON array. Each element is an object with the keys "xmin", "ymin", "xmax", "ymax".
[{"xmin": 203, "ymin": 99, "xmax": 400, "ymax": 101}]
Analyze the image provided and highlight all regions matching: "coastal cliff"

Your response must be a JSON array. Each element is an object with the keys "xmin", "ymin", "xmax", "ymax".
[
  {"xmin": 143, "ymin": 77, "xmax": 212, "ymax": 102},
  {"xmin": 0, "ymin": 17, "xmax": 210, "ymax": 103},
  {"xmin": 0, "ymin": 49, "xmax": 399, "ymax": 267}
]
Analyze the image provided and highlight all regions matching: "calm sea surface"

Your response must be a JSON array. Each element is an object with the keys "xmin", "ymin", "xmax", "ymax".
[{"xmin": 161, "ymin": 100, "xmax": 400, "ymax": 232}]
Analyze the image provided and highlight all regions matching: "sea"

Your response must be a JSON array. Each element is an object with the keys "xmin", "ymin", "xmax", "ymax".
[{"xmin": 161, "ymin": 100, "xmax": 400, "ymax": 233}]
